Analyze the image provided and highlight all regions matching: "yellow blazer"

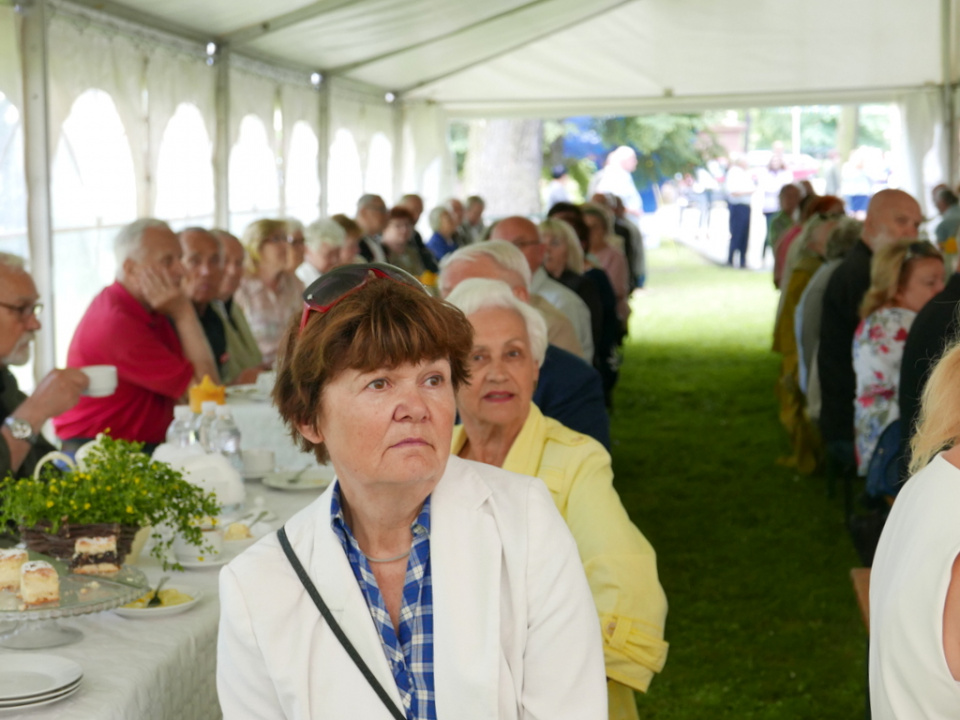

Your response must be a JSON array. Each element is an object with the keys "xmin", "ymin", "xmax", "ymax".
[{"xmin": 452, "ymin": 404, "xmax": 668, "ymax": 720}]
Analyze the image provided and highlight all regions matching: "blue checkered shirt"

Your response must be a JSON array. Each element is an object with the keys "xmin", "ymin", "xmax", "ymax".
[{"xmin": 330, "ymin": 481, "xmax": 435, "ymax": 720}]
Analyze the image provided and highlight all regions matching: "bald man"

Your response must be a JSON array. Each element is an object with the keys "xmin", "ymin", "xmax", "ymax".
[
  {"xmin": 492, "ymin": 216, "xmax": 594, "ymax": 363},
  {"xmin": 179, "ymin": 228, "xmax": 227, "ymax": 375},
  {"xmin": 818, "ymin": 189, "xmax": 923, "ymax": 470}
]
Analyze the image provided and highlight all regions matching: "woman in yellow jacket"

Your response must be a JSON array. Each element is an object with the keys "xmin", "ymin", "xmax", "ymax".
[{"xmin": 446, "ymin": 277, "xmax": 668, "ymax": 720}]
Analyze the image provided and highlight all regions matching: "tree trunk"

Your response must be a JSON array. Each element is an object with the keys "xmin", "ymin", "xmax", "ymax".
[{"xmin": 463, "ymin": 119, "xmax": 542, "ymax": 217}]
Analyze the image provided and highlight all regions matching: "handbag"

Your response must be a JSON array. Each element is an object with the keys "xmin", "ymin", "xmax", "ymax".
[{"xmin": 277, "ymin": 526, "xmax": 407, "ymax": 720}]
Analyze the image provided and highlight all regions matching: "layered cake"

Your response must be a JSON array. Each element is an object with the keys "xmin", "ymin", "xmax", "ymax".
[
  {"xmin": 71, "ymin": 535, "xmax": 120, "ymax": 575},
  {"xmin": 0, "ymin": 548, "xmax": 28, "ymax": 591},
  {"xmin": 20, "ymin": 560, "xmax": 60, "ymax": 607}
]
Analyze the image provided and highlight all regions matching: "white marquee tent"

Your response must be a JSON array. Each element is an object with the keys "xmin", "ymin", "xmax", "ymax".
[{"xmin": 1, "ymin": 0, "xmax": 958, "ymax": 376}]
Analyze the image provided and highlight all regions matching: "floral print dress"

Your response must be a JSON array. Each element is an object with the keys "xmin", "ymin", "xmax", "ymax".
[{"xmin": 852, "ymin": 306, "xmax": 916, "ymax": 475}]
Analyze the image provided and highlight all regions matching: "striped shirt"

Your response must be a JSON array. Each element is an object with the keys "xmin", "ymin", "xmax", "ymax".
[{"xmin": 330, "ymin": 482, "xmax": 435, "ymax": 720}]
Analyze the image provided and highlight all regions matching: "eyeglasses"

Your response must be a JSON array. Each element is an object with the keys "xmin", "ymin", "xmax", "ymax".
[
  {"xmin": 0, "ymin": 300, "xmax": 42, "ymax": 321},
  {"xmin": 298, "ymin": 263, "xmax": 425, "ymax": 334},
  {"xmin": 903, "ymin": 240, "xmax": 941, "ymax": 262}
]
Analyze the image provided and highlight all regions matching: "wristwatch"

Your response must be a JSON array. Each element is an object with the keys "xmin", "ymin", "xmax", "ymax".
[{"xmin": 4, "ymin": 416, "xmax": 38, "ymax": 445}]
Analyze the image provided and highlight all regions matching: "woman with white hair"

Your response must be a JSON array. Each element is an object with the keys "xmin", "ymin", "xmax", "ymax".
[
  {"xmin": 446, "ymin": 277, "xmax": 668, "ymax": 720},
  {"xmin": 869, "ymin": 333, "xmax": 960, "ymax": 718},
  {"xmin": 295, "ymin": 217, "xmax": 350, "ymax": 286},
  {"xmin": 425, "ymin": 206, "xmax": 458, "ymax": 262}
]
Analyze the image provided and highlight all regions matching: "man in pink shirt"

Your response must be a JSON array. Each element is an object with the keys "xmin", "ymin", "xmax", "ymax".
[{"xmin": 55, "ymin": 219, "xmax": 219, "ymax": 452}]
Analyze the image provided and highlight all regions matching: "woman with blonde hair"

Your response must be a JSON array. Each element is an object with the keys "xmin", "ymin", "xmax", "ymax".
[
  {"xmin": 869, "ymin": 334, "xmax": 960, "ymax": 718},
  {"xmin": 234, "ymin": 218, "xmax": 305, "ymax": 366},
  {"xmin": 852, "ymin": 239, "xmax": 944, "ymax": 476}
]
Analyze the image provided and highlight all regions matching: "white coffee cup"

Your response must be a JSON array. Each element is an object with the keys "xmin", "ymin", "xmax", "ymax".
[
  {"xmin": 80, "ymin": 365, "xmax": 118, "ymax": 398},
  {"xmin": 242, "ymin": 448, "xmax": 275, "ymax": 478}
]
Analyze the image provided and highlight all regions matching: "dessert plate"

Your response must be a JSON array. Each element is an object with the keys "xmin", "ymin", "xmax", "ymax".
[
  {"xmin": 0, "ymin": 654, "xmax": 82, "ymax": 701},
  {"xmin": 114, "ymin": 585, "xmax": 203, "ymax": 618},
  {"xmin": 176, "ymin": 555, "xmax": 228, "ymax": 570},
  {"xmin": 263, "ymin": 465, "xmax": 335, "ymax": 491},
  {"xmin": 0, "ymin": 682, "xmax": 81, "ymax": 711}
]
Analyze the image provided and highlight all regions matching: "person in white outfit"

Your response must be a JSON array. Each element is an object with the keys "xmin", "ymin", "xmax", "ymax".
[{"xmin": 869, "ymin": 333, "xmax": 960, "ymax": 718}]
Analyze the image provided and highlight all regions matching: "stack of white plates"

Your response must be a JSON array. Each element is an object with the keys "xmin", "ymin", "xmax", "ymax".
[{"xmin": 0, "ymin": 655, "xmax": 82, "ymax": 710}]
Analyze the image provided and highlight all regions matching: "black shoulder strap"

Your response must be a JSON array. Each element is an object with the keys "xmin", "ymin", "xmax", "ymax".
[{"xmin": 276, "ymin": 525, "xmax": 407, "ymax": 720}]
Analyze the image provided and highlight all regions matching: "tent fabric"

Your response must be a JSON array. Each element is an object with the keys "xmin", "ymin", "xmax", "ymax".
[{"xmin": 84, "ymin": 0, "xmax": 954, "ymax": 117}]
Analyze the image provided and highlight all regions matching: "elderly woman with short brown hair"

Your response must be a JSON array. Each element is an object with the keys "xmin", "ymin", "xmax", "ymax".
[
  {"xmin": 446, "ymin": 277, "xmax": 668, "ymax": 720},
  {"xmin": 217, "ymin": 264, "xmax": 607, "ymax": 719},
  {"xmin": 234, "ymin": 218, "xmax": 305, "ymax": 367}
]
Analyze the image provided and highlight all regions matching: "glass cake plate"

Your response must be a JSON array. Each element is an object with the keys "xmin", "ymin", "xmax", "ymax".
[{"xmin": 0, "ymin": 551, "xmax": 149, "ymax": 649}]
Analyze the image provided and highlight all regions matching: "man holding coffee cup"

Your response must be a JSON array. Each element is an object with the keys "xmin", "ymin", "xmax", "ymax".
[
  {"xmin": 0, "ymin": 252, "xmax": 88, "ymax": 479},
  {"xmin": 55, "ymin": 219, "xmax": 219, "ymax": 454}
]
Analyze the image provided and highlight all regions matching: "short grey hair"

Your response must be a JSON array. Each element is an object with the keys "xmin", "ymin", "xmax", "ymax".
[
  {"xmin": 0, "ymin": 252, "xmax": 26, "ymax": 272},
  {"xmin": 539, "ymin": 218, "xmax": 584, "ymax": 274},
  {"xmin": 439, "ymin": 240, "xmax": 532, "ymax": 293},
  {"xmin": 428, "ymin": 206, "xmax": 450, "ymax": 233},
  {"xmin": 114, "ymin": 218, "xmax": 171, "ymax": 270},
  {"xmin": 445, "ymin": 278, "xmax": 548, "ymax": 367},
  {"xmin": 304, "ymin": 218, "xmax": 347, "ymax": 252},
  {"xmin": 356, "ymin": 194, "xmax": 384, "ymax": 212}
]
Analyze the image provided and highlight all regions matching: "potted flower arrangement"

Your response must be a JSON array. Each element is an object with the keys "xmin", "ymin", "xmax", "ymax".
[{"xmin": 0, "ymin": 434, "xmax": 221, "ymax": 571}]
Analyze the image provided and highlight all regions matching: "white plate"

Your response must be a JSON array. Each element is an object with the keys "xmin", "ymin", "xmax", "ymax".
[
  {"xmin": 0, "ymin": 655, "xmax": 82, "ymax": 701},
  {"xmin": 0, "ymin": 678, "xmax": 81, "ymax": 707},
  {"xmin": 262, "ymin": 465, "xmax": 335, "ymax": 491},
  {"xmin": 225, "ymin": 385, "xmax": 270, "ymax": 402},
  {"xmin": 0, "ymin": 682, "xmax": 80, "ymax": 712},
  {"xmin": 113, "ymin": 585, "xmax": 204, "ymax": 618},
  {"xmin": 176, "ymin": 555, "xmax": 228, "ymax": 569}
]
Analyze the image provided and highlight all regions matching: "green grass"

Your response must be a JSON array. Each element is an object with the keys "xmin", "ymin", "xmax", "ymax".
[{"xmin": 611, "ymin": 243, "xmax": 865, "ymax": 719}]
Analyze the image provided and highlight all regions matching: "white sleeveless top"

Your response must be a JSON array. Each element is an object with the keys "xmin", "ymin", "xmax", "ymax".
[{"xmin": 869, "ymin": 454, "xmax": 960, "ymax": 718}]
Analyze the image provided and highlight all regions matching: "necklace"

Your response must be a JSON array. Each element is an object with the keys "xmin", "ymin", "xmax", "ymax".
[{"xmin": 362, "ymin": 549, "xmax": 411, "ymax": 564}]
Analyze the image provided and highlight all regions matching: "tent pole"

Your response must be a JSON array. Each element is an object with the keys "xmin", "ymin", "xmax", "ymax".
[
  {"xmin": 943, "ymin": 0, "xmax": 957, "ymax": 185},
  {"xmin": 317, "ymin": 80, "xmax": 330, "ymax": 218},
  {"xmin": 19, "ymin": 0, "xmax": 55, "ymax": 379},
  {"xmin": 214, "ymin": 44, "xmax": 230, "ymax": 229}
]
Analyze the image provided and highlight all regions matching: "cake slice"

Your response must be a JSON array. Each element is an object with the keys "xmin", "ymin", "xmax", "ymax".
[
  {"xmin": 20, "ymin": 560, "xmax": 60, "ymax": 607},
  {"xmin": 0, "ymin": 548, "xmax": 28, "ymax": 591},
  {"xmin": 71, "ymin": 535, "xmax": 120, "ymax": 575}
]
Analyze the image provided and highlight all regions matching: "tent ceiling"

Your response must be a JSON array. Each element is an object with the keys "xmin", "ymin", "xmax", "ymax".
[{"xmin": 63, "ymin": 0, "xmax": 955, "ymax": 117}]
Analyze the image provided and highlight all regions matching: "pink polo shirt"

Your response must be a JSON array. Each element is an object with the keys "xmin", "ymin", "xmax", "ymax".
[{"xmin": 54, "ymin": 282, "xmax": 194, "ymax": 445}]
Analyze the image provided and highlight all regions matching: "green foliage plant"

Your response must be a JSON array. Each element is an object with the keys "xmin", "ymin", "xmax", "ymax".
[{"xmin": 0, "ymin": 435, "xmax": 221, "ymax": 570}]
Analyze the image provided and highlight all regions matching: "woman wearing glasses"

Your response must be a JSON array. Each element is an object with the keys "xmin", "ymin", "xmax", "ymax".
[
  {"xmin": 853, "ymin": 240, "xmax": 944, "ymax": 481},
  {"xmin": 217, "ymin": 264, "xmax": 607, "ymax": 719}
]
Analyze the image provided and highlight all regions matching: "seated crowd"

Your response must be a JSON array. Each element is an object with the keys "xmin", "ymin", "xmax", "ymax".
[
  {"xmin": 0, "ymin": 189, "xmax": 660, "ymax": 718},
  {"xmin": 767, "ymin": 180, "xmax": 960, "ymax": 717}
]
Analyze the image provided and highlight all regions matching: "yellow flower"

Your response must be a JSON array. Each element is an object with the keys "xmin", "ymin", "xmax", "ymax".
[
  {"xmin": 84, "ymin": 502, "xmax": 91, "ymax": 510},
  {"xmin": 46, "ymin": 500, "xmax": 54, "ymax": 508},
  {"xmin": 126, "ymin": 506, "xmax": 134, "ymax": 514}
]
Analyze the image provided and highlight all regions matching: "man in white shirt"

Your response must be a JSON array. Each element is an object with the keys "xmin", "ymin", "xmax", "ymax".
[
  {"xmin": 725, "ymin": 155, "xmax": 755, "ymax": 268},
  {"xmin": 491, "ymin": 217, "xmax": 594, "ymax": 363}
]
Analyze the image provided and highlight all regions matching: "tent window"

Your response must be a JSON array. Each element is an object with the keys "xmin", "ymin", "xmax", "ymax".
[
  {"xmin": 51, "ymin": 88, "xmax": 137, "ymax": 366},
  {"xmin": 229, "ymin": 114, "xmax": 280, "ymax": 236},
  {"xmin": 0, "ymin": 94, "xmax": 26, "ymax": 260},
  {"xmin": 285, "ymin": 121, "xmax": 320, "ymax": 224},
  {"xmin": 327, "ymin": 128, "xmax": 363, "ymax": 216},
  {"xmin": 155, "ymin": 103, "xmax": 215, "ymax": 230},
  {"xmin": 365, "ymin": 132, "xmax": 393, "ymax": 205}
]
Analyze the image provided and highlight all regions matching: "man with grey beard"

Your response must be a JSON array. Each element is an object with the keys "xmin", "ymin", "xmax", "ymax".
[
  {"xmin": 817, "ymin": 189, "xmax": 923, "ymax": 473},
  {"xmin": 0, "ymin": 253, "xmax": 88, "ymax": 479}
]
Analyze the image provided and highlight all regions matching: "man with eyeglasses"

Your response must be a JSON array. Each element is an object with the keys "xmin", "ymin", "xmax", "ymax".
[
  {"xmin": 354, "ymin": 194, "xmax": 388, "ymax": 263},
  {"xmin": 0, "ymin": 253, "xmax": 88, "ymax": 480}
]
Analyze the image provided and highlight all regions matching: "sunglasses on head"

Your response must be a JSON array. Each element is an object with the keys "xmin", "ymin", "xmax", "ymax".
[
  {"xmin": 903, "ymin": 240, "xmax": 941, "ymax": 262},
  {"xmin": 298, "ymin": 263, "xmax": 426, "ymax": 334}
]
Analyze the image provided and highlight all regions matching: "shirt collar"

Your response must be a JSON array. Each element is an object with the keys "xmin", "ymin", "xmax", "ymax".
[{"xmin": 330, "ymin": 481, "xmax": 431, "ymax": 546}]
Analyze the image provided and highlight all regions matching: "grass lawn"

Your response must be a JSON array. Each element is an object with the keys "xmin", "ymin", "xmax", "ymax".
[{"xmin": 612, "ymin": 242, "xmax": 866, "ymax": 719}]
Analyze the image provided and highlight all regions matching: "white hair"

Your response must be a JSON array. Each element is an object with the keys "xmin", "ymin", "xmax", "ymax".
[
  {"xmin": 428, "ymin": 206, "xmax": 449, "ymax": 233},
  {"xmin": 445, "ymin": 278, "xmax": 548, "ymax": 366},
  {"xmin": 539, "ymin": 218, "xmax": 584, "ymax": 274},
  {"xmin": 0, "ymin": 252, "xmax": 26, "ymax": 272},
  {"xmin": 303, "ymin": 218, "xmax": 347, "ymax": 252},
  {"xmin": 439, "ymin": 240, "xmax": 532, "ymax": 293},
  {"xmin": 114, "ymin": 218, "xmax": 171, "ymax": 271}
]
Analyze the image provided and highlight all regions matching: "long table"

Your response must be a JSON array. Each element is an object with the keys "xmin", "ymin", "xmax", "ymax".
[{"xmin": 0, "ymin": 479, "xmax": 326, "ymax": 719}]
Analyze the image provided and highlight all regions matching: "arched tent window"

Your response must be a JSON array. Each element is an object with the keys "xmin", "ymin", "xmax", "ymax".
[
  {"xmin": 327, "ymin": 128, "xmax": 363, "ymax": 216},
  {"xmin": 365, "ymin": 132, "xmax": 393, "ymax": 203},
  {"xmin": 0, "ymin": 93, "xmax": 26, "ymax": 259},
  {"xmin": 155, "ymin": 103, "xmax": 214, "ymax": 230},
  {"xmin": 229, "ymin": 114, "xmax": 279, "ymax": 236},
  {"xmin": 285, "ymin": 121, "xmax": 320, "ymax": 225},
  {"xmin": 51, "ymin": 89, "xmax": 137, "ymax": 366}
]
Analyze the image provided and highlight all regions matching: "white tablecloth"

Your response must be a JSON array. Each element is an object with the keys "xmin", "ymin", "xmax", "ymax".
[
  {"xmin": 226, "ymin": 396, "xmax": 315, "ymax": 470},
  {"xmin": 0, "ymin": 481, "xmax": 326, "ymax": 720}
]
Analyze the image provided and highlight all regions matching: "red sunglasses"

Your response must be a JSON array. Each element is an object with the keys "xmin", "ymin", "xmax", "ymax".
[{"xmin": 298, "ymin": 263, "xmax": 426, "ymax": 334}]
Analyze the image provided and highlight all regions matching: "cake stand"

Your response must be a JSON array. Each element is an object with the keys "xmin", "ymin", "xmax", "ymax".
[{"xmin": 0, "ymin": 555, "xmax": 148, "ymax": 649}]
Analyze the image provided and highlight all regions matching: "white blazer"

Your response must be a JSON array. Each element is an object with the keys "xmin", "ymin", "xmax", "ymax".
[{"xmin": 217, "ymin": 455, "xmax": 607, "ymax": 719}]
